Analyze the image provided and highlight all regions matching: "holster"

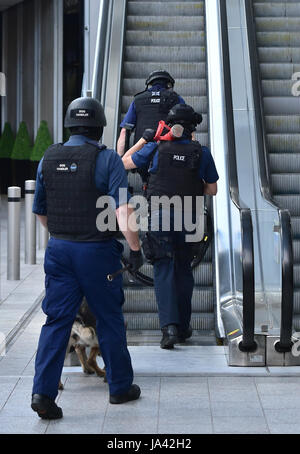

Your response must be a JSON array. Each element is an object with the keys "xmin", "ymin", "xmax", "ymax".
[{"xmin": 142, "ymin": 233, "xmax": 173, "ymax": 264}]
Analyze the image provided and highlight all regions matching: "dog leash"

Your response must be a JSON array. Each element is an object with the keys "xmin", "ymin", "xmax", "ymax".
[{"xmin": 107, "ymin": 265, "xmax": 131, "ymax": 282}]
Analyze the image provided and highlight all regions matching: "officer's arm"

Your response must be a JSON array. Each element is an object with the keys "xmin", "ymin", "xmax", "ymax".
[
  {"xmin": 117, "ymin": 128, "xmax": 127, "ymax": 157},
  {"xmin": 123, "ymin": 154, "xmax": 138, "ymax": 170},
  {"xmin": 37, "ymin": 215, "xmax": 48, "ymax": 228},
  {"xmin": 204, "ymin": 182, "xmax": 218, "ymax": 195},
  {"xmin": 116, "ymin": 204, "xmax": 141, "ymax": 251}
]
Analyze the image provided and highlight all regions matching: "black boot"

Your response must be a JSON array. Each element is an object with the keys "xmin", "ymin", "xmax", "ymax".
[
  {"xmin": 160, "ymin": 324, "xmax": 179, "ymax": 349},
  {"xmin": 110, "ymin": 384, "xmax": 141, "ymax": 404},
  {"xmin": 31, "ymin": 394, "xmax": 63, "ymax": 420},
  {"xmin": 178, "ymin": 326, "xmax": 193, "ymax": 343}
]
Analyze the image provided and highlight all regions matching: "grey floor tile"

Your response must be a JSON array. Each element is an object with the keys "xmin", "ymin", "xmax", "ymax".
[
  {"xmin": 259, "ymin": 395, "xmax": 300, "ymax": 410},
  {"xmin": 46, "ymin": 422, "xmax": 101, "ymax": 435},
  {"xmin": 158, "ymin": 423, "xmax": 213, "ymax": 435},
  {"xmin": 269, "ymin": 423, "xmax": 300, "ymax": 434},
  {"xmin": 213, "ymin": 416, "xmax": 269, "ymax": 434},
  {"xmin": 210, "ymin": 400, "xmax": 264, "ymax": 417},
  {"xmin": 209, "ymin": 390, "xmax": 260, "ymax": 403},
  {"xmin": 0, "ymin": 415, "xmax": 48, "ymax": 434},
  {"xmin": 264, "ymin": 408, "xmax": 300, "ymax": 425}
]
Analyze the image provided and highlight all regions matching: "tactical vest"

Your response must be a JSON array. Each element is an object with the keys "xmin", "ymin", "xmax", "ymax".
[
  {"xmin": 147, "ymin": 141, "xmax": 204, "ymax": 204},
  {"xmin": 42, "ymin": 143, "xmax": 116, "ymax": 241},
  {"xmin": 134, "ymin": 89, "xmax": 180, "ymax": 143}
]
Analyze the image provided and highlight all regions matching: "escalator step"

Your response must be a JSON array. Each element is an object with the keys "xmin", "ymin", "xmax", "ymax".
[
  {"xmin": 126, "ymin": 15, "xmax": 205, "ymax": 31},
  {"xmin": 257, "ymin": 32, "xmax": 300, "ymax": 47},
  {"xmin": 126, "ymin": 30, "xmax": 205, "ymax": 47},
  {"xmin": 258, "ymin": 47, "xmax": 300, "ymax": 62},
  {"xmin": 273, "ymin": 195, "xmax": 300, "ymax": 216},
  {"xmin": 271, "ymin": 174, "xmax": 300, "ymax": 194},
  {"xmin": 124, "ymin": 312, "xmax": 215, "ymax": 331},
  {"xmin": 255, "ymin": 18, "xmax": 300, "ymax": 33},
  {"xmin": 267, "ymin": 134, "xmax": 300, "ymax": 152},
  {"xmin": 260, "ymin": 63, "xmax": 300, "ymax": 79},
  {"xmin": 291, "ymin": 217, "xmax": 300, "ymax": 238},
  {"xmin": 295, "ymin": 264, "xmax": 300, "ymax": 287},
  {"xmin": 294, "ymin": 240, "xmax": 300, "ymax": 262},
  {"xmin": 123, "ymin": 287, "xmax": 215, "ymax": 313},
  {"xmin": 125, "ymin": 46, "xmax": 206, "ymax": 63},
  {"xmin": 127, "ymin": 2, "xmax": 204, "ymax": 17},
  {"xmin": 265, "ymin": 116, "xmax": 300, "ymax": 133},
  {"xmin": 123, "ymin": 62, "xmax": 207, "ymax": 79},
  {"xmin": 254, "ymin": 3, "xmax": 300, "ymax": 17},
  {"xmin": 262, "ymin": 79, "xmax": 296, "ymax": 96},
  {"xmin": 269, "ymin": 153, "xmax": 300, "ymax": 173}
]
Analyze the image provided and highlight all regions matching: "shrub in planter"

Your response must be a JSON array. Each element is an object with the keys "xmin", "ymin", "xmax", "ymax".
[{"xmin": 30, "ymin": 121, "xmax": 53, "ymax": 179}]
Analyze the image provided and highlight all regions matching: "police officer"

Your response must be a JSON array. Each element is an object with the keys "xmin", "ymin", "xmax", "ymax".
[
  {"xmin": 122, "ymin": 104, "xmax": 219, "ymax": 349},
  {"xmin": 117, "ymin": 69, "xmax": 185, "ymax": 157},
  {"xmin": 31, "ymin": 97, "xmax": 143, "ymax": 419}
]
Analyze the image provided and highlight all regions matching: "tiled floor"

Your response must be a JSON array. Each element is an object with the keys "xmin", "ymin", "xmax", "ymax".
[{"xmin": 1, "ymin": 309, "xmax": 300, "ymax": 434}]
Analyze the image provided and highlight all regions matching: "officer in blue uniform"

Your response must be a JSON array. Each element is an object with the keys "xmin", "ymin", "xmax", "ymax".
[
  {"xmin": 117, "ymin": 69, "xmax": 185, "ymax": 157},
  {"xmin": 31, "ymin": 97, "xmax": 143, "ymax": 420},
  {"xmin": 123, "ymin": 104, "xmax": 219, "ymax": 349}
]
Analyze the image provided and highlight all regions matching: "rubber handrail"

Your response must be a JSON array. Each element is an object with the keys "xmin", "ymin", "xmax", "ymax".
[{"xmin": 220, "ymin": 0, "xmax": 256, "ymax": 352}]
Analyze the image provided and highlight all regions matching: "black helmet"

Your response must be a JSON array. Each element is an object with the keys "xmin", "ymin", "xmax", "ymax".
[
  {"xmin": 145, "ymin": 70, "xmax": 175, "ymax": 88},
  {"xmin": 166, "ymin": 104, "xmax": 203, "ymax": 130},
  {"xmin": 64, "ymin": 97, "xmax": 107, "ymax": 129}
]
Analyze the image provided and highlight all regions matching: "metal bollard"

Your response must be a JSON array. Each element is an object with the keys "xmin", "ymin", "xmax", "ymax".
[
  {"xmin": 7, "ymin": 187, "xmax": 21, "ymax": 280},
  {"xmin": 25, "ymin": 180, "xmax": 36, "ymax": 264},
  {"xmin": 38, "ymin": 222, "xmax": 49, "ymax": 250}
]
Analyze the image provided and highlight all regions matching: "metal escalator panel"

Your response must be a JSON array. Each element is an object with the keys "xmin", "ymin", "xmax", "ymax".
[
  {"xmin": 253, "ymin": 0, "xmax": 300, "ymax": 330},
  {"xmin": 119, "ymin": 1, "xmax": 215, "ymax": 341}
]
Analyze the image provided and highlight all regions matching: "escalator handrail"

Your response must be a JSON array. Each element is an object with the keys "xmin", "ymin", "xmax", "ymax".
[
  {"xmin": 245, "ymin": 0, "xmax": 294, "ymax": 352},
  {"xmin": 219, "ymin": 0, "xmax": 256, "ymax": 351}
]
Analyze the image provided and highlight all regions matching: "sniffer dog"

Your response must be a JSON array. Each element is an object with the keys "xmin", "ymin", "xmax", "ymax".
[{"xmin": 59, "ymin": 299, "xmax": 105, "ymax": 390}]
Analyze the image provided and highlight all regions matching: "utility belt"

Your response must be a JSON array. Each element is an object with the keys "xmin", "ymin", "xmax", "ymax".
[{"xmin": 142, "ymin": 232, "xmax": 202, "ymax": 264}]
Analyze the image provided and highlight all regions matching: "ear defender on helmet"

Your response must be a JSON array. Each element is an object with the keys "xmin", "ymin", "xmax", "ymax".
[{"xmin": 166, "ymin": 104, "xmax": 203, "ymax": 132}]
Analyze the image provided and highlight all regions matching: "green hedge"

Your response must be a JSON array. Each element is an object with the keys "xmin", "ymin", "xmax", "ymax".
[
  {"xmin": 31, "ymin": 120, "xmax": 53, "ymax": 162},
  {"xmin": 11, "ymin": 122, "xmax": 32, "ymax": 161},
  {"xmin": 0, "ymin": 123, "xmax": 15, "ymax": 159}
]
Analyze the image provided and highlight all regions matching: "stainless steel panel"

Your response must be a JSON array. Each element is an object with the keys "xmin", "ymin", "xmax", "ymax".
[
  {"xmin": 266, "ymin": 335, "xmax": 300, "ymax": 366},
  {"xmin": 228, "ymin": 334, "xmax": 266, "ymax": 367}
]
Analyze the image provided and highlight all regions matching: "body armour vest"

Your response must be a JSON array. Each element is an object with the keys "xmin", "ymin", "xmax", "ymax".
[
  {"xmin": 147, "ymin": 141, "xmax": 204, "ymax": 204},
  {"xmin": 42, "ymin": 143, "xmax": 116, "ymax": 241},
  {"xmin": 134, "ymin": 89, "xmax": 180, "ymax": 144}
]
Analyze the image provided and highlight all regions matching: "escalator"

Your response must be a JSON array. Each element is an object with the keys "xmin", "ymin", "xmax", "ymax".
[
  {"xmin": 119, "ymin": 0, "xmax": 216, "ymax": 344},
  {"xmin": 252, "ymin": 1, "xmax": 300, "ymax": 331}
]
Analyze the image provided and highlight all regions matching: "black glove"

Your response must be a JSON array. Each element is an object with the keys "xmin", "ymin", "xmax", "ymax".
[
  {"xmin": 129, "ymin": 249, "xmax": 144, "ymax": 272},
  {"xmin": 142, "ymin": 129, "xmax": 155, "ymax": 142}
]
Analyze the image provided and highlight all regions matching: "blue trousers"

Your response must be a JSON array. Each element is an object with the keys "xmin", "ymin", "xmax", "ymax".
[
  {"xmin": 32, "ymin": 237, "xmax": 133, "ymax": 400},
  {"xmin": 152, "ymin": 231, "xmax": 195, "ymax": 331}
]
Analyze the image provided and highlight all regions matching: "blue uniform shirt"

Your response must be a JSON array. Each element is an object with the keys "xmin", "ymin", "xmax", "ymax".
[
  {"xmin": 33, "ymin": 135, "xmax": 129, "ymax": 215},
  {"xmin": 120, "ymin": 84, "xmax": 186, "ymax": 128},
  {"xmin": 131, "ymin": 139, "xmax": 219, "ymax": 184}
]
